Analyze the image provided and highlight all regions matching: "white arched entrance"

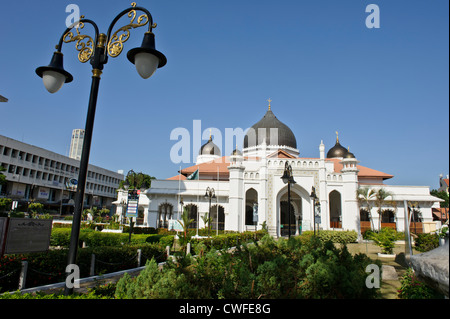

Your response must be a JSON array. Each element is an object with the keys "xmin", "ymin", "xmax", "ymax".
[{"xmin": 276, "ymin": 184, "xmax": 311, "ymax": 237}]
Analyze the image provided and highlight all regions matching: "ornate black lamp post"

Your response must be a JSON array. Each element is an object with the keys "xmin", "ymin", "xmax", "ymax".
[
  {"xmin": 36, "ymin": 3, "xmax": 166, "ymax": 295},
  {"xmin": 204, "ymin": 187, "xmax": 216, "ymax": 237},
  {"xmin": 310, "ymin": 186, "xmax": 319, "ymax": 236},
  {"xmin": 281, "ymin": 162, "xmax": 296, "ymax": 238}
]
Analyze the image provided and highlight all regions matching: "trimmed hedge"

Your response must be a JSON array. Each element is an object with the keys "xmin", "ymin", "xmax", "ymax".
[
  {"xmin": 300, "ymin": 230, "xmax": 358, "ymax": 244},
  {"xmin": 192, "ymin": 231, "xmax": 266, "ymax": 253},
  {"xmin": 414, "ymin": 233, "xmax": 439, "ymax": 252},
  {"xmin": 50, "ymin": 228, "xmax": 154, "ymax": 247}
]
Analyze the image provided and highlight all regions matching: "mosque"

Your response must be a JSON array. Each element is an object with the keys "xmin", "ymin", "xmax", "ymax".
[{"xmin": 115, "ymin": 101, "xmax": 441, "ymax": 237}]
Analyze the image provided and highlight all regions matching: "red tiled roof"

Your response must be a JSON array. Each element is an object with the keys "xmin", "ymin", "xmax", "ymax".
[
  {"xmin": 267, "ymin": 149, "xmax": 297, "ymax": 159},
  {"xmin": 167, "ymin": 156, "xmax": 394, "ymax": 181},
  {"xmin": 326, "ymin": 158, "xmax": 394, "ymax": 180},
  {"xmin": 179, "ymin": 156, "xmax": 231, "ymax": 178},
  {"xmin": 432, "ymin": 207, "xmax": 449, "ymax": 220},
  {"xmin": 166, "ymin": 174, "xmax": 187, "ymax": 181}
]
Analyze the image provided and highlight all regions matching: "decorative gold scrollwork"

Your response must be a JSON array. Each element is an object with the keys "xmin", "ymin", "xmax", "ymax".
[
  {"xmin": 107, "ymin": 3, "xmax": 150, "ymax": 58},
  {"xmin": 63, "ymin": 17, "xmax": 94, "ymax": 63}
]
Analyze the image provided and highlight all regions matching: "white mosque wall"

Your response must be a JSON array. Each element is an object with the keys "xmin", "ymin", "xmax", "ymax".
[{"xmin": 113, "ymin": 162, "xmax": 442, "ymax": 236}]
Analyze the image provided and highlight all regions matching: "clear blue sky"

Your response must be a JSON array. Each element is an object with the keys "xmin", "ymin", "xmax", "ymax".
[{"xmin": 0, "ymin": 0, "xmax": 448, "ymax": 188}]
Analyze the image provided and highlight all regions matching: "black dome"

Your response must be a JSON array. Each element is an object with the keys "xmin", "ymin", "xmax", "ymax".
[
  {"xmin": 327, "ymin": 133, "xmax": 349, "ymax": 158},
  {"xmin": 231, "ymin": 148, "xmax": 242, "ymax": 156},
  {"xmin": 344, "ymin": 148, "xmax": 355, "ymax": 159},
  {"xmin": 244, "ymin": 109, "xmax": 297, "ymax": 149},
  {"xmin": 199, "ymin": 136, "xmax": 221, "ymax": 156}
]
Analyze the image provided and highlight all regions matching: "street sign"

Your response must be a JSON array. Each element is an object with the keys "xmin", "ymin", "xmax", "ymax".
[
  {"xmin": 126, "ymin": 190, "xmax": 140, "ymax": 218},
  {"xmin": 126, "ymin": 200, "xmax": 138, "ymax": 218}
]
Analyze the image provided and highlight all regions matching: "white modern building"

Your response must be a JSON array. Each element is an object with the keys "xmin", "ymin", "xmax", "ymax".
[
  {"xmin": 115, "ymin": 104, "xmax": 442, "ymax": 236},
  {"xmin": 69, "ymin": 129, "xmax": 85, "ymax": 161},
  {"xmin": 0, "ymin": 134, "xmax": 124, "ymax": 213}
]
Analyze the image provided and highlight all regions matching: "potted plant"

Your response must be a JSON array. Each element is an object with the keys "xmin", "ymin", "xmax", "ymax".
[
  {"xmin": 372, "ymin": 227, "xmax": 397, "ymax": 257},
  {"xmin": 438, "ymin": 225, "xmax": 448, "ymax": 246}
]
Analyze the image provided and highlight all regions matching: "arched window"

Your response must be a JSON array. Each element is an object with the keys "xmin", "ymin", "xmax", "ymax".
[
  {"xmin": 158, "ymin": 203, "xmax": 173, "ymax": 228},
  {"xmin": 245, "ymin": 188, "xmax": 258, "ymax": 226},
  {"xmin": 210, "ymin": 205, "xmax": 225, "ymax": 231},
  {"xmin": 329, "ymin": 190, "xmax": 342, "ymax": 228},
  {"xmin": 360, "ymin": 209, "xmax": 371, "ymax": 222},
  {"xmin": 185, "ymin": 204, "xmax": 198, "ymax": 230},
  {"xmin": 381, "ymin": 209, "xmax": 395, "ymax": 223}
]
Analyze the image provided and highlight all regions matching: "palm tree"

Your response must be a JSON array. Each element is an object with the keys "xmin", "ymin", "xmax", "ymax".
[
  {"xmin": 201, "ymin": 212, "xmax": 211, "ymax": 236},
  {"xmin": 356, "ymin": 187, "xmax": 377, "ymax": 230},
  {"xmin": 178, "ymin": 207, "xmax": 194, "ymax": 248},
  {"xmin": 374, "ymin": 188, "xmax": 394, "ymax": 230}
]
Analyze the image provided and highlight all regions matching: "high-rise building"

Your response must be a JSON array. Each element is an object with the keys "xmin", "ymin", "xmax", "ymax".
[{"xmin": 69, "ymin": 129, "xmax": 84, "ymax": 160}]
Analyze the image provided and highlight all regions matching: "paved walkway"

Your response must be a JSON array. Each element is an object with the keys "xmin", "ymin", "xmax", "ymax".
[{"xmin": 344, "ymin": 241, "xmax": 419, "ymax": 299}]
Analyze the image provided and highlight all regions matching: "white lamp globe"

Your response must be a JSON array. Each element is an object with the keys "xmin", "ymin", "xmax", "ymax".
[
  {"xmin": 134, "ymin": 52, "xmax": 159, "ymax": 79},
  {"xmin": 42, "ymin": 70, "xmax": 66, "ymax": 93}
]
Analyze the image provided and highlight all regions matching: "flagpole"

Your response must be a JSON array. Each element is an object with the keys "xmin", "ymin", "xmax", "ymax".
[
  {"xmin": 196, "ymin": 165, "xmax": 200, "ymax": 237},
  {"xmin": 216, "ymin": 165, "xmax": 219, "ymax": 236},
  {"xmin": 178, "ymin": 166, "xmax": 181, "ymax": 220}
]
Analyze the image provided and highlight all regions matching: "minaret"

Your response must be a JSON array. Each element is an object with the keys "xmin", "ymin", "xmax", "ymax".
[
  {"xmin": 318, "ymin": 140, "xmax": 327, "ymax": 230},
  {"xmin": 228, "ymin": 147, "xmax": 245, "ymax": 232},
  {"xmin": 340, "ymin": 146, "xmax": 360, "ymax": 233},
  {"xmin": 319, "ymin": 140, "xmax": 325, "ymax": 160}
]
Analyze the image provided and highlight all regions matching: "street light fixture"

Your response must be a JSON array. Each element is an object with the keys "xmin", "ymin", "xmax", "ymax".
[
  {"xmin": 281, "ymin": 162, "xmax": 296, "ymax": 238},
  {"xmin": 35, "ymin": 3, "xmax": 166, "ymax": 295},
  {"xmin": 310, "ymin": 186, "xmax": 320, "ymax": 236}
]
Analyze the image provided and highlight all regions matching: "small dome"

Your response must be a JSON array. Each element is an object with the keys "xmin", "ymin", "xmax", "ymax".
[
  {"xmin": 327, "ymin": 132, "xmax": 348, "ymax": 158},
  {"xmin": 244, "ymin": 107, "xmax": 297, "ymax": 149},
  {"xmin": 231, "ymin": 148, "xmax": 242, "ymax": 156},
  {"xmin": 199, "ymin": 136, "xmax": 221, "ymax": 156},
  {"xmin": 344, "ymin": 149, "xmax": 355, "ymax": 158}
]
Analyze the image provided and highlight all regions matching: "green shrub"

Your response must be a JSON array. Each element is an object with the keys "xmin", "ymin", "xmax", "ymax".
[
  {"xmin": 50, "ymin": 228, "xmax": 151, "ymax": 247},
  {"xmin": 159, "ymin": 235, "xmax": 175, "ymax": 248},
  {"xmin": 116, "ymin": 235, "xmax": 380, "ymax": 299},
  {"xmin": 122, "ymin": 226, "xmax": 158, "ymax": 234},
  {"xmin": 191, "ymin": 231, "xmax": 265, "ymax": 253},
  {"xmin": 371, "ymin": 227, "xmax": 397, "ymax": 254},
  {"xmin": 0, "ymin": 243, "xmax": 166, "ymax": 294},
  {"xmin": 49, "ymin": 228, "xmax": 72, "ymax": 246},
  {"xmin": 145, "ymin": 234, "xmax": 164, "ymax": 244},
  {"xmin": 414, "ymin": 233, "xmax": 439, "ymax": 252},
  {"xmin": 398, "ymin": 268, "xmax": 441, "ymax": 299},
  {"xmin": 300, "ymin": 230, "xmax": 358, "ymax": 244}
]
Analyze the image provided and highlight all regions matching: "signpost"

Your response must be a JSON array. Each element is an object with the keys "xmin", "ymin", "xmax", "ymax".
[
  {"xmin": 0, "ymin": 217, "xmax": 7, "ymax": 256},
  {"xmin": 3, "ymin": 218, "xmax": 52, "ymax": 255},
  {"xmin": 126, "ymin": 190, "xmax": 140, "ymax": 218},
  {"xmin": 126, "ymin": 189, "xmax": 140, "ymax": 243}
]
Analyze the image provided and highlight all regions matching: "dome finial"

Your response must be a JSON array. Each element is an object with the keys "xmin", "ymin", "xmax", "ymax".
[
  {"xmin": 267, "ymin": 98, "xmax": 272, "ymax": 111},
  {"xmin": 336, "ymin": 131, "xmax": 339, "ymax": 143}
]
